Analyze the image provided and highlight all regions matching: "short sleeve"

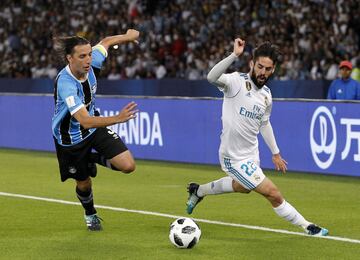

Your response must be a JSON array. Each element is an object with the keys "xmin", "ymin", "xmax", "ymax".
[
  {"xmin": 57, "ymin": 77, "xmax": 84, "ymax": 115},
  {"xmin": 91, "ymin": 44, "xmax": 108, "ymax": 69}
]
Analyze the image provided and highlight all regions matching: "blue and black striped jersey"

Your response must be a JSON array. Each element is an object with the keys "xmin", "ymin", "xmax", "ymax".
[{"xmin": 52, "ymin": 44, "xmax": 107, "ymax": 146}]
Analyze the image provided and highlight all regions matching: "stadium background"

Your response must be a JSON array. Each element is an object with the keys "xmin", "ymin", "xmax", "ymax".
[
  {"xmin": 1, "ymin": 0, "xmax": 359, "ymax": 174},
  {"xmin": 1, "ymin": 0, "xmax": 360, "ymax": 259},
  {"xmin": 1, "ymin": 0, "xmax": 359, "ymax": 82}
]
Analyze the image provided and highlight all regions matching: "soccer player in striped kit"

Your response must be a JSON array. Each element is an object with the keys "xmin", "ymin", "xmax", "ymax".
[
  {"xmin": 52, "ymin": 29, "xmax": 139, "ymax": 231},
  {"xmin": 186, "ymin": 38, "xmax": 328, "ymax": 236}
]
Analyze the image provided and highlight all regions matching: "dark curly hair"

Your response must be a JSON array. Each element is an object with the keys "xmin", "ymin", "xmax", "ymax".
[{"xmin": 252, "ymin": 41, "xmax": 282, "ymax": 65}]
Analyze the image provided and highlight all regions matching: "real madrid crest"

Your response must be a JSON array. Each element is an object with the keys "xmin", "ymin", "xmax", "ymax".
[{"xmin": 245, "ymin": 81, "xmax": 252, "ymax": 91}]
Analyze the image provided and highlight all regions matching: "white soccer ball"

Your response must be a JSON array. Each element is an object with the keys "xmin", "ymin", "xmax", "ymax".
[{"xmin": 169, "ymin": 217, "xmax": 201, "ymax": 249}]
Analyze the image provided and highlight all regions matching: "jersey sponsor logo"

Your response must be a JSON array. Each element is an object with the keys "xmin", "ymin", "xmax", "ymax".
[
  {"xmin": 65, "ymin": 96, "xmax": 76, "ymax": 108},
  {"xmin": 239, "ymin": 106, "xmax": 264, "ymax": 121},
  {"xmin": 310, "ymin": 106, "xmax": 336, "ymax": 169},
  {"xmin": 102, "ymin": 110, "xmax": 163, "ymax": 146},
  {"xmin": 245, "ymin": 81, "xmax": 252, "ymax": 91}
]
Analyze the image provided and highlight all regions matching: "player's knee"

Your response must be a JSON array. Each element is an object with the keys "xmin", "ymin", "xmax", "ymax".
[
  {"xmin": 76, "ymin": 178, "xmax": 92, "ymax": 191},
  {"xmin": 121, "ymin": 162, "xmax": 136, "ymax": 174}
]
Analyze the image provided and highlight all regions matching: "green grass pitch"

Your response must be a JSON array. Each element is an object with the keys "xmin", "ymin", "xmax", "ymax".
[{"xmin": 1, "ymin": 149, "xmax": 360, "ymax": 259}]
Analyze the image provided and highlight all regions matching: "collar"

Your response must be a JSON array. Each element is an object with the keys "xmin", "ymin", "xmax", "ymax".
[{"xmin": 65, "ymin": 65, "xmax": 88, "ymax": 83}]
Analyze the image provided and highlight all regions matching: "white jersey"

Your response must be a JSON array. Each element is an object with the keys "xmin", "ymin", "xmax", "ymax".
[{"xmin": 217, "ymin": 72, "xmax": 273, "ymax": 163}]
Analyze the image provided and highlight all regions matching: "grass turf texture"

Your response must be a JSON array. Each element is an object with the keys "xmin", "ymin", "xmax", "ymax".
[{"xmin": 0, "ymin": 148, "xmax": 360, "ymax": 259}]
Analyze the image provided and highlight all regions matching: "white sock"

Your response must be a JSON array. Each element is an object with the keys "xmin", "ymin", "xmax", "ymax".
[
  {"xmin": 273, "ymin": 200, "xmax": 311, "ymax": 229},
  {"xmin": 197, "ymin": 177, "xmax": 234, "ymax": 197}
]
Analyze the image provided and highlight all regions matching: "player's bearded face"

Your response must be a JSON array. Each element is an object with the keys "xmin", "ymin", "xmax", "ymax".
[
  {"xmin": 67, "ymin": 44, "xmax": 92, "ymax": 77},
  {"xmin": 250, "ymin": 57, "xmax": 275, "ymax": 88}
]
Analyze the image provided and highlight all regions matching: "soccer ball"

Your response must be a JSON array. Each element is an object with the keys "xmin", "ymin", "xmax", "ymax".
[{"xmin": 169, "ymin": 217, "xmax": 201, "ymax": 249}]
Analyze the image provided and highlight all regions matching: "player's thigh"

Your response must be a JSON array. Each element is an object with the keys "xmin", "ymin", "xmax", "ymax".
[
  {"xmin": 92, "ymin": 128, "xmax": 128, "ymax": 158},
  {"xmin": 110, "ymin": 150, "xmax": 135, "ymax": 172},
  {"xmin": 254, "ymin": 177, "xmax": 281, "ymax": 198},
  {"xmin": 255, "ymin": 177, "xmax": 284, "ymax": 206},
  {"xmin": 232, "ymin": 180, "xmax": 251, "ymax": 193},
  {"xmin": 92, "ymin": 128, "xmax": 134, "ymax": 172},
  {"xmin": 220, "ymin": 157, "xmax": 265, "ymax": 191},
  {"xmin": 54, "ymin": 138, "xmax": 92, "ymax": 182}
]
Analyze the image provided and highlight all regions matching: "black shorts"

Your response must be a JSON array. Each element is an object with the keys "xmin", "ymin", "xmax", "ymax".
[{"xmin": 54, "ymin": 127, "xmax": 128, "ymax": 182}]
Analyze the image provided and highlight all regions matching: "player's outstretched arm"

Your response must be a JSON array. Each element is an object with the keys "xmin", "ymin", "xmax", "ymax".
[
  {"xmin": 73, "ymin": 101, "xmax": 138, "ymax": 129},
  {"xmin": 207, "ymin": 38, "xmax": 245, "ymax": 88},
  {"xmin": 98, "ymin": 29, "xmax": 140, "ymax": 51}
]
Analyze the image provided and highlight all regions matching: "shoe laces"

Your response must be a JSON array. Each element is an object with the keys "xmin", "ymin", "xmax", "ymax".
[
  {"xmin": 307, "ymin": 224, "xmax": 321, "ymax": 235},
  {"xmin": 87, "ymin": 214, "xmax": 103, "ymax": 224}
]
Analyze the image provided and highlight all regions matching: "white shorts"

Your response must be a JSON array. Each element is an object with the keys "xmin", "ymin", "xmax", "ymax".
[{"xmin": 220, "ymin": 156, "xmax": 265, "ymax": 190}]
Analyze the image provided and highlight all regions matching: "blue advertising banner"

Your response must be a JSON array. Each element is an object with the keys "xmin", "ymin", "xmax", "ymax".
[
  {"xmin": 0, "ymin": 94, "xmax": 359, "ymax": 176},
  {"xmin": 96, "ymin": 97, "xmax": 222, "ymax": 164},
  {"xmin": 259, "ymin": 101, "xmax": 360, "ymax": 176}
]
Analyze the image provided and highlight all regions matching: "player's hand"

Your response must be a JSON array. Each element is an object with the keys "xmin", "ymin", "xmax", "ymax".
[
  {"xmin": 233, "ymin": 38, "xmax": 245, "ymax": 57},
  {"xmin": 272, "ymin": 153, "xmax": 288, "ymax": 173},
  {"xmin": 117, "ymin": 101, "xmax": 138, "ymax": 123},
  {"xmin": 125, "ymin": 29, "xmax": 140, "ymax": 44}
]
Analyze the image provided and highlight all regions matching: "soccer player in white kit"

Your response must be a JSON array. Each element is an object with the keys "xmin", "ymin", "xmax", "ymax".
[{"xmin": 186, "ymin": 38, "xmax": 328, "ymax": 236}]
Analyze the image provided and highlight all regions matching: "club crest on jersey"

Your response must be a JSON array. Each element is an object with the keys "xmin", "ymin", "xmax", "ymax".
[{"xmin": 246, "ymin": 81, "xmax": 252, "ymax": 91}]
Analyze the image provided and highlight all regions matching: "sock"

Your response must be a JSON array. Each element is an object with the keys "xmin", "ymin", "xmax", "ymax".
[
  {"xmin": 197, "ymin": 177, "xmax": 234, "ymax": 197},
  {"xmin": 76, "ymin": 187, "xmax": 97, "ymax": 216},
  {"xmin": 90, "ymin": 153, "xmax": 119, "ymax": 171},
  {"xmin": 273, "ymin": 200, "xmax": 311, "ymax": 229}
]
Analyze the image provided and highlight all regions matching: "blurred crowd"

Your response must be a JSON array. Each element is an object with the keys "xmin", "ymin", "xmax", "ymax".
[{"xmin": 0, "ymin": 0, "xmax": 359, "ymax": 80}]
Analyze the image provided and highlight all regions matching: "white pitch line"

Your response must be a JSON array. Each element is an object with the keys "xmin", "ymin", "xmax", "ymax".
[{"xmin": 1, "ymin": 191, "xmax": 360, "ymax": 244}]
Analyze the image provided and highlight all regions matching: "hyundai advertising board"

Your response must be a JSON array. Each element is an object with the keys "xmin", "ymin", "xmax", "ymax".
[
  {"xmin": 0, "ymin": 95, "xmax": 359, "ymax": 177},
  {"xmin": 259, "ymin": 101, "xmax": 360, "ymax": 176}
]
